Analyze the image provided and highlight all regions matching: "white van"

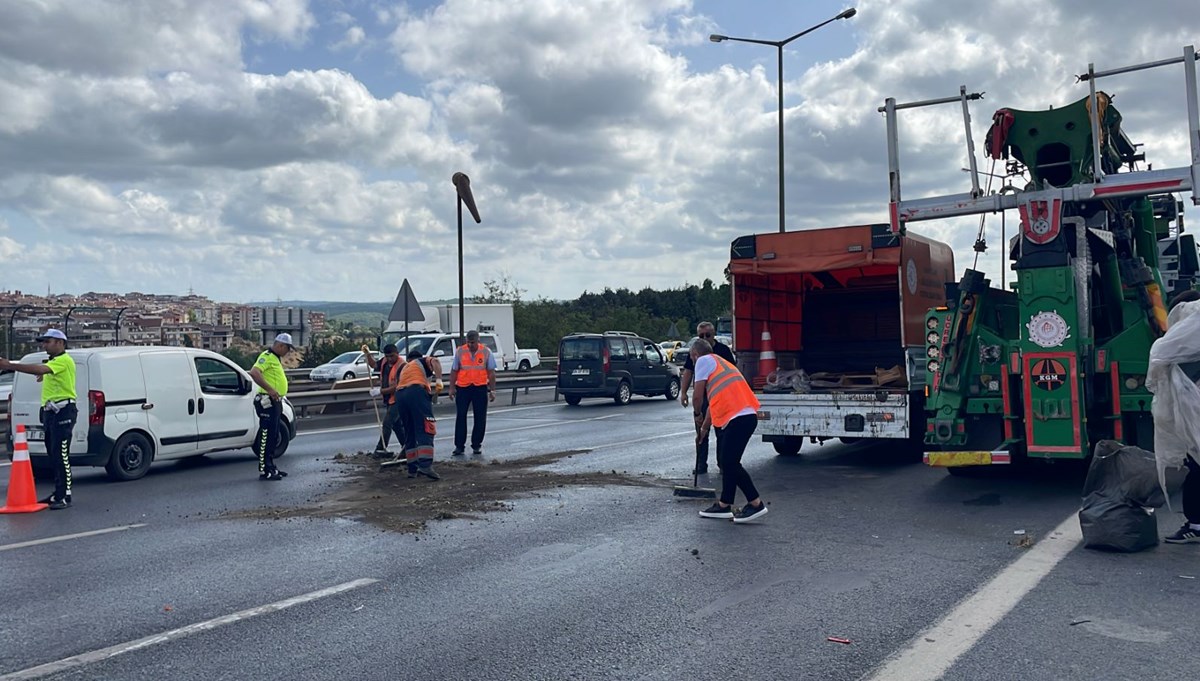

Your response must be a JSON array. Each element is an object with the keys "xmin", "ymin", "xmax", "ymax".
[
  {"xmin": 391, "ymin": 332, "xmax": 508, "ymax": 375},
  {"xmin": 5, "ymin": 347, "xmax": 296, "ymax": 481}
]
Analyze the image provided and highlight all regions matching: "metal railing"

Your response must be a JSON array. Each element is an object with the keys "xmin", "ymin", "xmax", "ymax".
[{"xmin": 286, "ymin": 374, "xmax": 559, "ymax": 417}]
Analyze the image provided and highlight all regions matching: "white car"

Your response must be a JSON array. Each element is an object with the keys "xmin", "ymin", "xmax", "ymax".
[
  {"xmin": 7, "ymin": 347, "xmax": 296, "ymax": 481},
  {"xmin": 308, "ymin": 350, "xmax": 381, "ymax": 382}
]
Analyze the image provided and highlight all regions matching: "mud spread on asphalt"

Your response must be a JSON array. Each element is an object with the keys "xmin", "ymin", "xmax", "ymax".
[{"xmin": 231, "ymin": 450, "xmax": 660, "ymax": 533}]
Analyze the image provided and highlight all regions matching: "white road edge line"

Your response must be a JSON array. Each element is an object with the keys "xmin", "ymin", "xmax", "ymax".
[
  {"xmin": 0, "ymin": 578, "xmax": 380, "ymax": 681},
  {"xmin": 0, "ymin": 524, "xmax": 149, "ymax": 553},
  {"xmin": 862, "ymin": 512, "xmax": 1083, "ymax": 681}
]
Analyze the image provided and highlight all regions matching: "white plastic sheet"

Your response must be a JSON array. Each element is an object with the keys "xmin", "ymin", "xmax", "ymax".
[{"xmin": 1145, "ymin": 300, "xmax": 1200, "ymax": 499}]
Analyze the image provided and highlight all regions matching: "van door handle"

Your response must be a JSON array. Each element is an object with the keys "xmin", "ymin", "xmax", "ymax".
[
  {"xmin": 142, "ymin": 403, "xmax": 154, "ymax": 410},
  {"xmin": 188, "ymin": 399, "xmax": 195, "ymax": 415},
  {"xmin": 198, "ymin": 398, "xmax": 205, "ymax": 414}
]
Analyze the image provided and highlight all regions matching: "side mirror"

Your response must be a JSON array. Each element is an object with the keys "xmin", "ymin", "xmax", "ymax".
[{"xmin": 434, "ymin": 350, "xmax": 446, "ymax": 358}]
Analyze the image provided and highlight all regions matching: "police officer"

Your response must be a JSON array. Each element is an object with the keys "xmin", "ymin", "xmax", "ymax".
[
  {"xmin": 248, "ymin": 333, "xmax": 293, "ymax": 481},
  {"xmin": 448, "ymin": 329, "xmax": 496, "ymax": 456},
  {"xmin": 0, "ymin": 329, "xmax": 77, "ymax": 509}
]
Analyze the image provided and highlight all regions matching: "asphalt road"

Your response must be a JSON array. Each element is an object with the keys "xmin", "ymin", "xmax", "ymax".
[{"xmin": 1, "ymin": 389, "xmax": 1197, "ymax": 680}]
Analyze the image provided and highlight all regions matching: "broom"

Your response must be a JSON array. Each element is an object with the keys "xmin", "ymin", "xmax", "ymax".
[
  {"xmin": 362, "ymin": 344, "xmax": 386, "ymax": 454},
  {"xmin": 674, "ymin": 412, "xmax": 716, "ymax": 499}
]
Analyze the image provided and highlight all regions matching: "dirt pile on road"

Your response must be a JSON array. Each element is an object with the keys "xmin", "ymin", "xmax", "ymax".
[{"xmin": 232, "ymin": 450, "xmax": 659, "ymax": 533}]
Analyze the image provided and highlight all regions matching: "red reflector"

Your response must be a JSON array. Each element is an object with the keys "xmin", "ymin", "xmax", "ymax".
[
  {"xmin": 88, "ymin": 390, "xmax": 105, "ymax": 427},
  {"xmin": 955, "ymin": 422, "xmax": 965, "ymax": 433}
]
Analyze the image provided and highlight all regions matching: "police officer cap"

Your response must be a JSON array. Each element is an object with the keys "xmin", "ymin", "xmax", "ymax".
[
  {"xmin": 37, "ymin": 329, "xmax": 67, "ymax": 342},
  {"xmin": 273, "ymin": 333, "xmax": 295, "ymax": 347}
]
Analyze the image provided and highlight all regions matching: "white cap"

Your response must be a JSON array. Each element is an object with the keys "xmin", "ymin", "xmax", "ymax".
[
  {"xmin": 273, "ymin": 333, "xmax": 295, "ymax": 347},
  {"xmin": 37, "ymin": 329, "xmax": 68, "ymax": 342}
]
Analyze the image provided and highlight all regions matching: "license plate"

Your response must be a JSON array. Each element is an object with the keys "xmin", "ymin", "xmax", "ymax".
[
  {"xmin": 25, "ymin": 427, "xmax": 45, "ymax": 442},
  {"xmin": 572, "ymin": 369, "xmax": 590, "ymax": 375}
]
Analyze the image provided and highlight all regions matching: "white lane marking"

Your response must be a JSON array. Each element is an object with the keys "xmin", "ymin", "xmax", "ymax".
[
  {"xmin": 296, "ymin": 401, "xmax": 570, "ymax": 437},
  {"xmin": 862, "ymin": 513, "xmax": 1083, "ymax": 681},
  {"xmin": 430, "ymin": 412, "xmax": 625, "ymax": 442},
  {"xmin": 0, "ymin": 461, "xmax": 10, "ymax": 468},
  {"xmin": 590, "ymin": 430, "xmax": 693, "ymax": 450},
  {"xmin": 0, "ymin": 524, "xmax": 148, "ymax": 553},
  {"xmin": 0, "ymin": 578, "xmax": 380, "ymax": 681}
]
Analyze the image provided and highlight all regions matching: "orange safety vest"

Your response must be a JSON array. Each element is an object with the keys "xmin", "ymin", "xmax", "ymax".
[
  {"xmin": 397, "ymin": 359, "xmax": 431, "ymax": 391},
  {"xmin": 454, "ymin": 345, "xmax": 491, "ymax": 387},
  {"xmin": 704, "ymin": 355, "xmax": 760, "ymax": 428},
  {"xmin": 385, "ymin": 360, "xmax": 404, "ymax": 404}
]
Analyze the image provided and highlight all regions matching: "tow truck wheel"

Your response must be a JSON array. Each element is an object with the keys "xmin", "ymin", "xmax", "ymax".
[{"xmin": 772, "ymin": 438, "xmax": 803, "ymax": 456}]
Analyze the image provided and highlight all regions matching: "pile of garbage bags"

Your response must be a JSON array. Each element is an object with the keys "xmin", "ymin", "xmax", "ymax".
[{"xmin": 1079, "ymin": 440, "xmax": 1165, "ymax": 552}]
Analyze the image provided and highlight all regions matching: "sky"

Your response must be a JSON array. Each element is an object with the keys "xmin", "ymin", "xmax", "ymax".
[{"xmin": 0, "ymin": 0, "xmax": 1196, "ymax": 304}]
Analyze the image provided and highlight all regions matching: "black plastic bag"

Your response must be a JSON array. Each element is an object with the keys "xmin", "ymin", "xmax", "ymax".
[{"xmin": 1079, "ymin": 440, "xmax": 1165, "ymax": 552}]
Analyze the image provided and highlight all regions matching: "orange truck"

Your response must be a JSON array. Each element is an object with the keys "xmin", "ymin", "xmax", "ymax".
[{"xmin": 729, "ymin": 224, "xmax": 955, "ymax": 455}]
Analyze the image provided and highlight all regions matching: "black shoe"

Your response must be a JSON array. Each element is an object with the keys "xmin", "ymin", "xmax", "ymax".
[
  {"xmin": 451, "ymin": 448, "xmax": 465, "ymax": 456},
  {"xmin": 733, "ymin": 502, "xmax": 768, "ymax": 523},
  {"xmin": 371, "ymin": 449, "xmax": 390, "ymax": 459},
  {"xmin": 699, "ymin": 503, "xmax": 734, "ymax": 519},
  {"xmin": 39, "ymin": 494, "xmax": 54, "ymax": 504},
  {"xmin": 692, "ymin": 468, "xmax": 709, "ymax": 477},
  {"xmin": 48, "ymin": 495, "xmax": 72, "ymax": 510},
  {"xmin": 1165, "ymin": 523, "xmax": 1200, "ymax": 544},
  {"xmin": 471, "ymin": 447, "xmax": 482, "ymax": 457},
  {"xmin": 260, "ymin": 469, "xmax": 287, "ymax": 481}
]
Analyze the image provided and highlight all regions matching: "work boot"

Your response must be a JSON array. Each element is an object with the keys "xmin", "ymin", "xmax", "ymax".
[
  {"xmin": 47, "ymin": 495, "xmax": 72, "ymax": 510},
  {"xmin": 259, "ymin": 469, "xmax": 287, "ymax": 481},
  {"xmin": 417, "ymin": 466, "xmax": 441, "ymax": 481},
  {"xmin": 471, "ymin": 446, "xmax": 482, "ymax": 457},
  {"xmin": 451, "ymin": 448, "xmax": 465, "ymax": 457}
]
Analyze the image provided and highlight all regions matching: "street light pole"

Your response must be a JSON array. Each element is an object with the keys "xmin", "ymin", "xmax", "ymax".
[
  {"xmin": 710, "ymin": 8, "xmax": 857, "ymax": 233},
  {"xmin": 452, "ymin": 173, "xmax": 482, "ymax": 343}
]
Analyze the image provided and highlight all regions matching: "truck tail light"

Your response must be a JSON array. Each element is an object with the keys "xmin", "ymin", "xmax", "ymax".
[{"xmin": 88, "ymin": 390, "xmax": 106, "ymax": 427}]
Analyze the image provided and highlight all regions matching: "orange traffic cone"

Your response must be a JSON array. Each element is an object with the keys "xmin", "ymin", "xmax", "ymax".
[
  {"xmin": 758, "ymin": 326, "xmax": 778, "ymax": 383},
  {"xmin": 0, "ymin": 425, "xmax": 48, "ymax": 514}
]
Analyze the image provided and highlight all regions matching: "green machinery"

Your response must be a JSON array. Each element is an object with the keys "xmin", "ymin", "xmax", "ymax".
[{"xmin": 879, "ymin": 46, "xmax": 1200, "ymax": 469}]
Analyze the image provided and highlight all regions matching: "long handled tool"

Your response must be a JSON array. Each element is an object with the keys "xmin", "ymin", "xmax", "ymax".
[
  {"xmin": 362, "ymin": 344, "xmax": 385, "ymax": 452},
  {"xmin": 674, "ymin": 412, "xmax": 716, "ymax": 499}
]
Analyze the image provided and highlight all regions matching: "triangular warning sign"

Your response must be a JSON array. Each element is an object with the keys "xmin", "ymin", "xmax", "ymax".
[
  {"xmin": 388, "ymin": 280, "xmax": 425, "ymax": 323},
  {"xmin": 666, "ymin": 321, "xmax": 680, "ymax": 339}
]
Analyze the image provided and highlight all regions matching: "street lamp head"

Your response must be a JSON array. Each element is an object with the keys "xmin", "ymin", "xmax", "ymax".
[
  {"xmin": 709, "ymin": 34, "xmax": 727, "ymax": 43},
  {"xmin": 837, "ymin": 8, "xmax": 857, "ymax": 19}
]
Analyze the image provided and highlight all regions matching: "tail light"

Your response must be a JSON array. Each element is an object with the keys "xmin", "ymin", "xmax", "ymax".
[
  {"xmin": 557, "ymin": 353, "xmax": 564, "ymax": 375},
  {"xmin": 602, "ymin": 346, "xmax": 611, "ymax": 373},
  {"xmin": 88, "ymin": 390, "xmax": 105, "ymax": 426}
]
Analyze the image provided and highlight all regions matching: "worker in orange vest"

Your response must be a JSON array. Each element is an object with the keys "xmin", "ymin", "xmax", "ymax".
[
  {"xmin": 448, "ymin": 329, "xmax": 497, "ymax": 456},
  {"xmin": 395, "ymin": 349, "xmax": 440, "ymax": 479},
  {"xmin": 690, "ymin": 338, "xmax": 769, "ymax": 522},
  {"xmin": 364, "ymin": 344, "xmax": 405, "ymax": 456}
]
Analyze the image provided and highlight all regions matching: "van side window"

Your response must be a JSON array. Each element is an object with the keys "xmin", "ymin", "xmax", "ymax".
[
  {"xmin": 629, "ymin": 340, "xmax": 645, "ymax": 361},
  {"xmin": 607, "ymin": 338, "xmax": 628, "ymax": 361},
  {"xmin": 432, "ymin": 339, "xmax": 454, "ymax": 358},
  {"xmin": 643, "ymin": 341, "xmax": 662, "ymax": 364},
  {"xmin": 194, "ymin": 358, "xmax": 245, "ymax": 394}
]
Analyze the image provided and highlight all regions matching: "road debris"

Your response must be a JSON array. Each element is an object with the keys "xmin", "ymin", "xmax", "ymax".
[
  {"xmin": 227, "ymin": 450, "xmax": 655, "ymax": 533},
  {"xmin": 1070, "ymin": 619, "xmax": 1092, "ymax": 626},
  {"xmin": 826, "ymin": 636, "xmax": 852, "ymax": 645}
]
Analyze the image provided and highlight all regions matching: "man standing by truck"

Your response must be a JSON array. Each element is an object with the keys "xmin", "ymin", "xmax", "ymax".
[
  {"xmin": 690, "ymin": 339, "xmax": 768, "ymax": 523},
  {"xmin": 0, "ymin": 329, "xmax": 77, "ymax": 509},
  {"xmin": 449, "ymin": 329, "xmax": 496, "ymax": 456},
  {"xmin": 249, "ymin": 333, "xmax": 292, "ymax": 481},
  {"xmin": 680, "ymin": 322, "xmax": 735, "ymax": 479}
]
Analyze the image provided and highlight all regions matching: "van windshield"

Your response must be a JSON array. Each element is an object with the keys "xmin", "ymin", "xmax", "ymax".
[{"xmin": 561, "ymin": 338, "xmax": 602, "ymax": 361}]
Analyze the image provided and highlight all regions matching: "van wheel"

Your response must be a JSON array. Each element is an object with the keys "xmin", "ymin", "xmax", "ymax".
[
  {"xmin": 273, "ymin": 419, "xmax": 291, "ymax": 458},
  {"xmin": 614, "ymin": 381, "xmax": 632, "ymax": 405},
  {"xmin": 665, "ymin": 377, "xmax": 680, "ymax": 400},
  {"xmin": 106, "ymin": 432, "xmax": 154, "ymax": 481},
  {"xmin": 772, "ymin": 438, "xmax": 803, "ymax": 456},
  {"xmin": 565, "ymin": 396, "xmax": 582, "ymax": 406}
]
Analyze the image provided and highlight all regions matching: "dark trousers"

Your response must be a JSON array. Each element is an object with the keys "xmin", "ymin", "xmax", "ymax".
[
  {"xmin": 41, "ymin": 403, "xmax": 77, "ymax": 500},
  {"xmin": 377, "ymin": 400, "xmax": 405, "ymax": 450},
  {"xmin": 1185, "ymin": 456, "xmax": 1200, "ymax": 525},
  {"xmin": 400, "ymin": 386, "xmax": 436, "ymax": 470},
  {"xmin": 454, "ymin": 385, "xmax": 489, "ymax": 451},
  {"xmin": 716, "ymin": 413, "xmax": 759, "ymax": 506},
  {"xmin": 253, "ymin": 398, "xmax": 281, "ymax": 474}
]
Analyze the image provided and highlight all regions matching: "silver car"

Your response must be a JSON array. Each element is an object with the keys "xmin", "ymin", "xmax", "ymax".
[{"xmin": 308, "ymin": 351, "xmax": 382, "ymax": 382}]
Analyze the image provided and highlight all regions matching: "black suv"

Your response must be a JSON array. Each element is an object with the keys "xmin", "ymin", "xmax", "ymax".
[{"xmin": 557, "ymin": 331, "xmax": 681, "ymax": 406}]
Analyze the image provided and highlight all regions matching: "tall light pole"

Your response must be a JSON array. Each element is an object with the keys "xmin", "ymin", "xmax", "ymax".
[
  {"xmin": 710, "ymin": 8, "xmax": 856, "ymax": 233},
  {"xmin": 452, "ymin": 172, "xmax": 482, "ymax": 342}
]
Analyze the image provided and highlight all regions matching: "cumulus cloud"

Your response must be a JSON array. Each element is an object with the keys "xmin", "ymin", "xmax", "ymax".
[{"xmin": 0, "ymin": 0, "xmax": 1195, "ymax": 302}]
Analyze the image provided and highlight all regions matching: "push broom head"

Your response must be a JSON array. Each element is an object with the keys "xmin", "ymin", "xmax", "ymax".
[{"xmin": 673, "ymin": 484, "xmax": 716, "ymax": 499}]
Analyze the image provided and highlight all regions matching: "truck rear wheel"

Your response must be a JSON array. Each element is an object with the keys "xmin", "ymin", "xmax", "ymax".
[{"xmin": 772, "ymin": 438, "xmax": 803, "ymax": 456}]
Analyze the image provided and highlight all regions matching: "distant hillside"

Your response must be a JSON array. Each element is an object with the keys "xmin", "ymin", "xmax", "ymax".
[{"xmin": 248, "ymin": 299, "xmax": 465, "ymax": 328}]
